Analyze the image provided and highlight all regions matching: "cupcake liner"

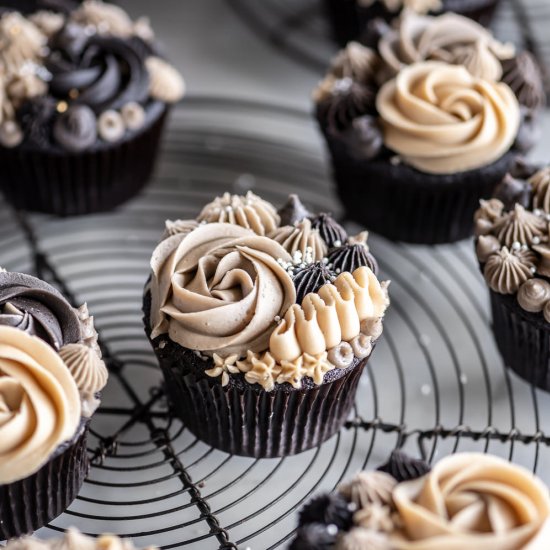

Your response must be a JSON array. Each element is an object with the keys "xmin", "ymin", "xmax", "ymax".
[
  {"xmin": 158, "ymin": 350, "xmax": 366, "ymax": 458},
  {"xmin": 0, "ymin": 420, "xmax": 89, "ymax": 539},
  {"xmin": 323, "ymin": 0, "xmax": 361, "ymax": 46},
  {"xmin": 322, "ymin": 128, "xmax": 515, "ymax": 244},
  {"xmin": 0, "ymin": 102, "xmax": 167, "ymax": 217},
  {"xmin": 490, "ymin": 290, "xmax": 550, "ymax": 391}
]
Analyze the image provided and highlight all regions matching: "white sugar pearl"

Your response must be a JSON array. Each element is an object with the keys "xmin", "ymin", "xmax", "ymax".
[
  {"xmin": 98, "ymin": 110, "xmax": 125, "ymax": 143},
  {"xmin": 121, "ymin": 102, "xmax": 146, "ymax": 131}
]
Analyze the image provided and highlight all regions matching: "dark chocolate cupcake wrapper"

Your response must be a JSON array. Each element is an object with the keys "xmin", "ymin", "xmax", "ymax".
[
  {"xmin": 0, "ymin": 420, "xmax": 89, "ymax": 539},
  {"xmin": 490, "ymin": 290, "xmax": 550, "ymax": 391},
  {"xmin": 0, "ymin": 102, "xmax": 168, "ymax": 217},
  {"xmin": 322, "ymin": 128, "xmax": 515, "ymax": 244},
  {"xmin": 158, "ymin": 350, "xmax": 366, "ymax": 458}
]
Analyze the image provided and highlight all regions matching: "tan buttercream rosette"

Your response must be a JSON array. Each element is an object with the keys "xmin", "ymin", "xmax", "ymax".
[
  {"xmin": 0, "ymin": 326, "xmax": 81, "ymax": 484},
  {"xmin": 314, "ymin": 10, "xmax": 533, "ymax": 176},
  {"xmin": 391, "ymin": 454, "xmax": 550, "ymax": 549},
  {"xmin": 148, "ymin": 193, "xmax": 390, "ymax": 391},
  {"xmin": 376, "ymin": 61, "xmax": 520, "ymax": 174}
]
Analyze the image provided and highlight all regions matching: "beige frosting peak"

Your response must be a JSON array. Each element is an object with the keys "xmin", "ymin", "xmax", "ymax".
[
  {"xmin": 529, "ymin": 168, "xmax": 550, "ymax": 213},
  {"xmin": 450, "ymin": 41, "xmax": 503, "ymax": 81},
  {"xmin": 354, "ymin": 503, "xmax": 395, "ymax": 532},
  {"xmin": 59, "ymin": 343, "xmax": 108, "ymax": 416},
  {"xmin": 0, "ymin": 12, "xmax": 46, "ymax": 75},
  {"xmin": 533, "ymin": 244, "xmax": 550, "ymax": 277},
  {"xmin": 378, "ymin": 11, "xmax": 514, "ymax": 81},
  {"xmin": 7, "ymin": 73, "xmax": 48, "ymax": 108},
  {"xmin": 277, "ymin": 351, "xmax": 332, "ymax": 388},
  {"xmin": 198, "ymin": 191, "xmax": 280, "ymax": 236},
  {"xmin": 376, "ymin": 61, "xmax": 520, "ymax": 174},
  {"xmin": 29, "ymin": 11, "xmax": 66, "ymax": 37},
  {"xmin": 484, "ymin": 247, "xmax": 536, "ymax": 294},
  {"xmin": 269, "ymin": 219, "xmax": 327, "ymax": 263},
  {"xmin": 391, "ymin": 453, "xmax": 550, "ymax": 549},
  {"xmin": 146, "ymin": 56, "xmax": 186, "ymax": 104},
  {"xmin": 491, "ymin": 204, "xmax": 546, "ymax": 247},
  {"xmin": 72, "ymin": 0, "xmax": 134, "ymax": 37},
  {"xmin": 269, "ymin": 266, "xmax": 388, "ymax": 362},
  {"xmin": 149, "ymin": 223, "xmax": 296, "ymax": 357},
  {"xmin": 339, "ymin": 470, "xmax": 397, "ymax": 509},
  {"xmin": 5, "ymin": 529, "xmax": 158, "ymax": 550},
  {"xmin": 331, "ymin": 42, "xmax": 380, "ymax": 85},
  {"xmin": 0, "ymin": 326, "xmax": 80, "ymax": 484},
  {"xmin": 161, "ymin": 219, "xmax": 199, "ymax": 240}
]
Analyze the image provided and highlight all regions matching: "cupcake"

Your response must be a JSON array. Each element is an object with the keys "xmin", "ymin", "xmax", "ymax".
[
  {"xmin": 474, "ymin": 164, "xmax": 550, "ymax": 391},
  {"xmin": 0, "ymin": 0, "xmax": 185, "ymax": 216},
  {"xmin": 5, "ymin": 529, "xmax": 156, "ymax": 549},
  {"xmin": 314, "ymin": 11, "xmax": 545, "ymax": 244},
  {"xmin": 290, "ymin": 451, "xmax": 550, "ymax": 549},
  {"xmin": 0, "ymin": 270, "xmax": 107, "ymax": 538},
  {"xmin": 143, "ymin": 192, "xmax": 390, "ymax": 458},
  {"xmin": 325, "ymin": 0, "xmax": 503, "ymax": 46}
]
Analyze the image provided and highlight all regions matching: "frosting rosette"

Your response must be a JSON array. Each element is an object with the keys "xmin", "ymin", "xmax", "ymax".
[
  {"xmin": 0, "ymin": 271, "xmax": 81, "ymax": 350},
  {"xmin": 0, "ymin": 326, "xmax": 81, "ymax": 484},
  {"xmin": 149, "ymin": 223, "xmax": 296, "ymax": 356},
  {"xmin": 377, "ymin": 61, "xmax": 520, "ymax": 174},
  {"xmin": 392, "ymin": 453, "xmax": 550, "ymax": 550}
]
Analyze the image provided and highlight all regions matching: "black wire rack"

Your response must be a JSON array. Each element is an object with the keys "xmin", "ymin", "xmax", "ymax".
[
  {"xmin": 226, "ymin": 0, "xmax": 550, "ymax": 91},
  {"xmin": 1, "ymin": 95, "xmax": 548, "ymax": 549}
]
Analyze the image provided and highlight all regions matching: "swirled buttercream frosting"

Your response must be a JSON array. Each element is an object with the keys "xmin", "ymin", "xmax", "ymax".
[
  {"xmin": 0, "ymin": 1, "xmax": 184, "ymax": 152},
  {"xmin": 0, "ymin": 326, "xmax": 80, "ymax": 483},
  {"xmin": 59, "ymin": 343, "xmax": 107, "ymax": 396},
  {"xmin": 198, "ymin": 191, "xmax": 280, "ymax": 236},
  {"xmin": 0, "ymin": 271, "xmax": 81, "ymax": 349},
  {"xmin": 529, "ymin": 167, "xmax": 550, "ymax": 213},
  {"xmin": 269, "ymin": 219, "xmax": 328, "ymax": 263},
  {"xmin": 5, "ymin": 529, "xmax": 158, "ymax": 550},
  {"xmin": 377, "ymin": 61, "xmax": 520, "ymax": 174},
  {"xmin": 483, "ymin": 246, "xmax": 536, "ymax": 294},
  {"xmin": 502, "ymin": 51, "xmax": 546, "ymax": 111},
  {"xmin": 148, "ymin": 192, "xmax": 390, "ymax": 390},
  {"xmin": 377, "ymin": 11, "xmax": 514, "ymax": 81},
  {"xmin": 149, "ymin": 223, "xmax": 296, "ymax": 356},
  {"xmin": 491, "ymin": 203, "xmax": 546, "ymax": 247},
  {"xmin": 391, "ymin": 453, "xmax": 550, "ymax": 549}
]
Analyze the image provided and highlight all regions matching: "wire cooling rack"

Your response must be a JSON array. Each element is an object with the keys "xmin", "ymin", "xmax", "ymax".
[
  {"xmin": 226, "ymin": 0, "xmax": 550, "ymax": 90},
  {"xmin": 1, "ymin": 97, "xmax": 549, "ymax": 549}
]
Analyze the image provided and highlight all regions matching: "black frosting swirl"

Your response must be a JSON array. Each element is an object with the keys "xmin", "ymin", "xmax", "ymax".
[
  {"xmin": 293, "ymin": 262, "xmax": 337, "ymax": 304},
  {"xmin": 289, "ymin": 523, "xmax": 338, "ymax": 550},
  {"xmin": 53, "ymin": 104, "xmax": 97, "ymax": 152},
  {"xmin": 493, "ymin": 173, "xmax": 531, "ymax": 210},
  {"xmin": 48, "ymin": 26, "xmax": 150, "ymax": 113},
  {"xmin": 17, "ymin": 96, "xmax": 57, "ymax": 148},
  {"xmin": 316, "ymin": 79, "xmax": 375, "ymax": 133},
  {"xmin": 328, "ymin": 243, "xmax": 378, "ymax": 275},
  {"xmin": 377, "ymin": 450, "xmax": 431, "ymax": 483},
  {"xmin": 278, "ymin": 194, "xmax": 312, "ymax": 227},
  {"xmin": 502, "ymin": 52, "xmax": 546, "ymax": 111},
  {"xmin": 0, "ymin": 272, "xmax": 81, "ymax": 350},
  {"xmin": 298, "ymin": 492, "xmax": 353, "ymax": 530},
  {"xmin": 310, "ymin": 213, "xmax": 348, "ymax": 248}
]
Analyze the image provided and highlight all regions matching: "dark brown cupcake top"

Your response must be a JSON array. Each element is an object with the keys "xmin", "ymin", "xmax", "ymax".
[
  {"xmin": 314, "ymin": 11, "xmax": 544, "ymax": 175},
  {"xmin": 147, "ymin": 192, "xmax": 390, "ymax": 391},
  {"xmin": 0, "ymin": 1, "xmax": 184, "ymax": 152}
]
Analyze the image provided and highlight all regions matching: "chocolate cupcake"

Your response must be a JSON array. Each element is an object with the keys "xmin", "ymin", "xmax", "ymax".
[
  {"xmin": 325, "ymin": 0, "xmax": 503, "ymax": 46},
  {"xmin": 315, "ymin": 11, "xmax": 545, "ymax": 244},
  {"xmin": 291, "ymin": 451, "xmax": 550, "ymax": 549},
  {"xmin": 0, "ymin": 1, "xmax": 184, "ymax": 216},
  {"xmin": 143, "ymin": 192, "xmax": 390, "ymax": 458},
  {"xmin": 5, "ymin": 529, "xmax": 157, "ymax": 549},
  {"xmin": 0, "ymin": 270, "xmax": 107, "ymax": 538},
  {"xmin": 474, "ymin": 165, "xmax": 550, "ymax": 391}
]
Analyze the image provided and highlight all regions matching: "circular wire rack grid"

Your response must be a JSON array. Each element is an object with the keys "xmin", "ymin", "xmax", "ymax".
[{"xmin": 1, "ymin": 94, "xmax": 549, "ymax": 550}]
